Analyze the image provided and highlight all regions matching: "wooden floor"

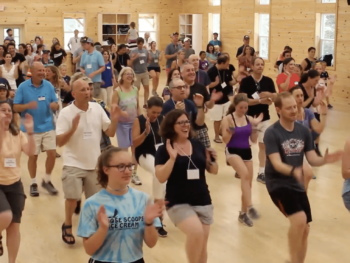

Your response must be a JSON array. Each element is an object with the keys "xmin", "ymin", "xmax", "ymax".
[{"xmin": 2, "ymin": 74, "xmax": 350, "ymax": 263}]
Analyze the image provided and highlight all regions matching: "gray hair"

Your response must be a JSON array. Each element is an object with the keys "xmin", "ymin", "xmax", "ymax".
[
  {"xmin": 180, "ymin": 62, "xmax": 193, "ymax": 72},
  {"xmin": 118, "ymin": 67, "xmax": 137, "ymax": 83},
  {"xmin": 169, "ymin": 78, "xmax": 183, "ymax": 89}
]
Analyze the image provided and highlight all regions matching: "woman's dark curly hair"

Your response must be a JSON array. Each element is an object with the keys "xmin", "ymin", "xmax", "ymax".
[
  {"xmin": 96, "ymin": 146, "xmax": 124, "ymax": 188},
  {"xmin": 159, "ymin": 109, "xmax": 195, "ymax": 141}
]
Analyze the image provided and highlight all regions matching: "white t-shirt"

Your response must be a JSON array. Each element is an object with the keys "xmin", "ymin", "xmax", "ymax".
[
  {"xmin": 68, "ymin": 37, "xmax": 81, "ymax": 53},
  {"xmin": 128, "ymin": 28, "xmax": 138, "ymax": 40},
  {"xmin": 144, "ymin": 37, "xmax": 153, "ymax": 50},
  {"xmin": 56, "ymin": 102, "xmax": 111, "ymax": 170}
]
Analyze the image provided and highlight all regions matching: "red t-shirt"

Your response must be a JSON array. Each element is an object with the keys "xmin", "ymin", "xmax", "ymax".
[{"xmin": 276, "ymin": 73, "xmax": 300, "ymax": 93}]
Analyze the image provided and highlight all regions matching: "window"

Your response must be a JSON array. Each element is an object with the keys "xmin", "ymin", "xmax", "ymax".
[
  {"xmin": 212, "ymin": 14, "xmax": 221, "ymax": 38},
  {"xmin": 63, "ymin": 16, "xmax": 85, "ymax": 50},
  {"xmin": 138, "ymin": 14, "xmax": 157, "ymax": 45},
  {"xmin": 320, "ymin": 14, "xmax": 336, "ymax": 57},
  {"xmin": 212, "ymin": 0, "xmax": 221, "ymax": 6},
  {"xmin": 322, "ymin": 0, "xmax": 336, "ymax": 3},
  {"xmin": 260, "ymin": 0, "xmax": 270, "ymax": 4},
  {"xmin": 2, "ymin": 28, "xmax": 20, "ymax": 44},
  {"xmin": 258, "ymin": 14, "xmax": 270, "ymax": 59}
]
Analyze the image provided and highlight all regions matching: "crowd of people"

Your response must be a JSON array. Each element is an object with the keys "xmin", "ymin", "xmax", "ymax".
[{"xmin": 0, "ymin": 25, "xmax": 348, "ymax": 263}]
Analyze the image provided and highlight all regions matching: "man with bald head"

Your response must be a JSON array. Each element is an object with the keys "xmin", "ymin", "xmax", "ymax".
[
  {"xmin": 14, "ymin": 62, "xmax": 59, "ymax": 197},
  {"xmin": 188, "ymin": 54, "xmax": 211, "ymax": 88},
  {"xmin": 56, "ymin": 78, "xmax": 121, "ymax": 244}
]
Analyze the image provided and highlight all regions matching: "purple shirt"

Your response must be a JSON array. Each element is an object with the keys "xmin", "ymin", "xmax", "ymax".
[{"xmin": 199, "ymin": 60, "xmax": 209, "ymax": 71}]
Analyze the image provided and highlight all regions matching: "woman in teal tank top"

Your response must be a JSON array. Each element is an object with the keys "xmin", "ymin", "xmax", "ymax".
[{"xmin": 112, "ymin": 67, "xmax": 141, "ymax": 185}]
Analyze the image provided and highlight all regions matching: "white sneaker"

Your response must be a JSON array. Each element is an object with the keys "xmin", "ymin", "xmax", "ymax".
[{"xmin": 132, "ymin": 172, "xmax": 142, "ymax": 185}]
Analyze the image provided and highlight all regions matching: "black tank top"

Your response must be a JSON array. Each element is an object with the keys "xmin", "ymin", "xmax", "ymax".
[
  {"xmin": 304, "ymin": 58, "xmax": 313, "ymax": 71},
  {"xmin": 135, "ymin": 114, "xmax": 164, "ymax": 162},
  {"xmin": 299, "ymin": 84, "xmax": 315, "ymax": 109}
]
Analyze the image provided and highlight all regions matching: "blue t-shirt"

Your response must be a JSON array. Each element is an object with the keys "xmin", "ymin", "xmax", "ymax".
[
  {"xmin": 77, "ymin": 188, "xmax": 161, "ymax": 263},
  {"xmin": 101, "ymin": 61, "xmax": 113, "ymax": 88},
  {"xmin": 295, "ymin": 108, "xmax": 315, "ymax": 130},
  {"xmin": 209, "ymin": 39, "xmax": 222, "ymax": 47},
  {"xmin": 14, "ymin": 79, "xmax": 57, "ymax": 133},
  {"xmin": 80, "ymin": 50, "xmax": 105, "ymax": 82}
]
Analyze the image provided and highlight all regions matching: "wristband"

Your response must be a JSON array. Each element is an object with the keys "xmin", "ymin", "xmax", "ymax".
[{"xmin": 290, "ymin": 166, "xmax": 296, "ymax": 176}]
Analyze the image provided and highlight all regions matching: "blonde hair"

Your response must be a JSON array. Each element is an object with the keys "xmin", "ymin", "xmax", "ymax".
[
  {"xmin": 59, "ymin": 63, "xmax": 68, "ymax": 69},
  {"xmin": 118, "ymin": 67, "xmax": 137, "ymax": 84},
  {"xmin": 70, "ymin": 72, "xmax": 85, "ymax": 86}
]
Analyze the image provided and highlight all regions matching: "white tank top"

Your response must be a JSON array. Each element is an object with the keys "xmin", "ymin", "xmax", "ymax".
[{"xmin": 0, "ymin": 64, "xmax": 17, "ymax": 90}]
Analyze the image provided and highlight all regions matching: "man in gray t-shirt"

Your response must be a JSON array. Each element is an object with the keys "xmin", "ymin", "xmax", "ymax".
[
  {"xmin": 164, "ymin": 32, "xmax": 181, "ymax": 74},
  {"xmin": 263, "ymin": 92, "xmax": 343, "ymax": 263},
  {"xmin": 182, "ymin": 37, "xmax": 195, "ymax": 59},
  {"xmin": 129, "ymin": 37, "xmax": 150, "ymax": 107}
]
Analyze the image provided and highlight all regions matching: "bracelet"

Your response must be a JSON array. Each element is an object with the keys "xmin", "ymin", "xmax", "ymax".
[{"xmin": 145, "ymin": 222, "xmax": 153, "ymax": 226}]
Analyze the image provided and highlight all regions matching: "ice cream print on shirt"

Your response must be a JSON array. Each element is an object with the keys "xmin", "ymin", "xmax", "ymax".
[
  {"xmin": 108, "ymin": 208, "xmax": 145, "ymax": 230},
  {"xmin": 281, "ymin": 138, "xmax": 305, "ymax": 156}
]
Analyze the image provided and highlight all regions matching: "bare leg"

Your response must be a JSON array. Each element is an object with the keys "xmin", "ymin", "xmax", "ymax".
[
  {"xmin": 64, "ymin": 199, "xmax": 77, "ymax": 242},
  {"xmin": 0, "ymin": 211, "xmax": 12, "ymax": 232},
  {"xmin": 288, "ymin": 212, "xmax": 308, "ymax": 263},
  {"xmin": 149, "ymin": 70, "xmax": 157, "ymax": 92},
  {"xmin": 28, "ymin": 155, "xmax": 38, "ymax": 179},
  {"xmin": 198, "ymin": 224, "xmax": 210, "ymax": 263},
  {"xmin": 143, "ymin": 85, "xmax": 150, "ymax": 106},
  {"xmin": 258, "ymin": 143, "xmax": 266, "ymax": 171},
  {"xmin": 299, "ymin": 225, "xmax": 309, "ymax": 263},
  {"xmin": 6, "ymin": 223, "xmax": 20, "ymax": 263},
  {"xmin": 45, "ymin": 150, "xmax": 56, "ymax": 175},
  {"xmin": 155, "ymin": 72, "xmax": 160, "ymax": 92},
  {"xmin": 213, "ymin": 121, "xmax": 221, "ymax": 141}
]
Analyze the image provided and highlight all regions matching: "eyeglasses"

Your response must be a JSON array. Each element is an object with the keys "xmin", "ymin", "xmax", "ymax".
[
  {"xmin": 107, "ymin": 164, "xmax": 135, "ymax": 172},
  {"xmin": 173, "ymin": 85, "xmax": 187, "ymax": 90},
  {"xmin": 124, "ymin": 73, "xmax": 134, "ymax": 77},
  {"xmin": 175, "ymin": 120, "xmax": 191, "ymax": 126}
]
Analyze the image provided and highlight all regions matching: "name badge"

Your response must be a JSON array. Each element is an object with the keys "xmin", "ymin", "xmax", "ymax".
[
  {"xmin": 155, "ymin": 143, "xmax": 163, "ymax": 151},
  {"xmin": 107, "ymin": 66, "xmax": 111, "ymax": 69},
  {"xmin": 140, "ymin": 60, "xmax": 145, "ymax": 64},
  {"xmin": 187, "ymin": 169, "xmax": 200, "ymax": 180},
  {"xmin": 4, "ymin": 158, "xmax": 16, "ymax": 168},
  {"xmin": 83, "ymin": 131, "xmax": 93, "ymax": 140},
  {"xmin": 247, "ymin": 67, "xmax": 251, "ymax": 71},
  {"xmin": 87, "ymin": 64, "xmax": 92, "ymax": 69},
  {"xmin": 154, "ymin": 59, "xmax": 158, "ymax": 63},
  {"xmin": 294, "ymin": 81, "xmax": 299, "ymax": 85},
  {"xmin": 221, "ymin": 82, "xmax": 227, "ymax": 88},
  {"xmin": 38, "ymin": 96, "xmax": 46, "ymax": 101},
  {"xmin": 140, "ymin": 53, "xmax": 146, "ymax": 57},
  {"xmin": 252, "ymin": 92, "xmax": 260, "ymax": 100}
]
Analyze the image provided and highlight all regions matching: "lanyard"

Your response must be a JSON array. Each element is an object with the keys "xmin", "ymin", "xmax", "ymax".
[
  {"xmin": 197, "ymin": 70, "xmax": 200, "ymax": 83},
  {"xmin": 217, "ymin": 68, "xmax": 225, "ymax": 84},
  {"xmin": 149, "ymin": 118, "xmax": 162, "ymax": 144},
  {"xmin": 178, "ymin": 144, "xmax": 198, "ymax": 170}
]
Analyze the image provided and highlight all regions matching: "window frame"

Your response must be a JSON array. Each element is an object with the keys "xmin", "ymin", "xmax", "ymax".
[
  {"xmin": 63, "ymin": 13, "xmax": 85, "ymax": 51},
  {"xmin": 320, "ymin": 13, "xmax": 336, "ymax": 59},
  {"xmin": 321, "ymin": 0, "xmax": 336, "ymax": 3},
  {"xmin": 138, "ymin": 14, "xmax": 158, "ymax": 47},
  {"xmin": 212, "ymin": 0, "xmax": 221, "ymax": 6},
  {"xmin": 258, "ymin": 13, "xmax": 270, "ymax": 60},
  {"xmin": 259, "ymin": 0, "xmax": 270, "ymax": 5}
]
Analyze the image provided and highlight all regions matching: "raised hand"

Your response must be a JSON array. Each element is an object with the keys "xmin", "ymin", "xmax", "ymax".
[
  {"xmin": 193, "ymin": 93, "xmax": 204, "ymax": 107},
  {"xmin": 23, "ymin": 113, "xmax": 34, "ymax": 134},
  {"xmin": 175, "ymin": 101, "xmax": 185, "ymax": 110},
  {"xmin": 319, "ymin": 100, "xmax": 328, "ymax": 115},
  {"xmin": 26, "ymin": 101, "xmax": 37, "ymax": 110},
  {"xmin": 324, "ymin": 149, "xmax": 343, "ymax": 164},
  {"xmin": 97, "ymin": 205, "xmax": 109, "ymax": 230},
  {"xmin": 166, "ymin": 139, "xmax": 178, "ymax": 160},
  {"xmin": 251, "ymin": 113, "xmax": 264, "ymax": 126},
  {"xmin": 145, "ymin": 117, "xmax": 151, "ymax": 134},
  {"xmin": 72, "ymin": 114, "xmax": 80, "ymax": 130},
  {"xmin": 210, "ymin": 89, "xmax": 223, "ymax": 102},
  {"xmin": 144, "ymin": 200, "xmax": 164, "ymax": 224},
  {"xmin": 110, "ymin": 104, "xmax": 122, "ymax": 122}
]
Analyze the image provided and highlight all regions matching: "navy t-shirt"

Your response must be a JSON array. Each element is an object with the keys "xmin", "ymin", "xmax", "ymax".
[{"xmin": 101, "ymin": 61, "xmax": 113, "ymax": 88}]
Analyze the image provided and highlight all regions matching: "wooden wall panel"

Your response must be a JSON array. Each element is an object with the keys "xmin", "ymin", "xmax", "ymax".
[{"xmin": 182, "ymin": 0, "xmax": 350, "ymax": 101}]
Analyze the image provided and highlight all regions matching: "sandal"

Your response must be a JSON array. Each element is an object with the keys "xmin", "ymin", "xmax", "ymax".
[
  {"xmin": 61, "ymin": 223, "xmax": 75, "ymax": 245},
  {"xmin": 0, "ymin": 234, "xmax": 3, "ymax": 256},
  {"xmin": 213, "ymin": 139, "xmax": 222, "ymax": 143}
]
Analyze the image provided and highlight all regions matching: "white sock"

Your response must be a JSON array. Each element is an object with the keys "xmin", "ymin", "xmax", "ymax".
[
  {"xmin": 44, "ymin": 174, "xmax": 51, "ymax": 183},
  {"xmin": 32, "ymin": 178, "xmax": 37, "ymax": 184},
  {"xmin": 259, "ymin": 167, "xmax": 265, "ymax": 174}
]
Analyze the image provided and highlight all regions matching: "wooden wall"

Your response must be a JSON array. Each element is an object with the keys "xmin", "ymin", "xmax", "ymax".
[
  {"xmin": 183, "ymin": 0, "xmax": 350, "ymax": 101},
  {"xmin": 0, "ymin": 0, "xmax": 181, "ymax": 53}
]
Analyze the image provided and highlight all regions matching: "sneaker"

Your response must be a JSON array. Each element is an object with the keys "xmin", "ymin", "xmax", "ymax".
[
  {"xmin": 30, "ymin": 183, "xmax": 39, "ymax": 197},
  {"xmin": 41, "ymin": 180, "xmax": 58, "ymax": 195},
  {"xmin": 248, "ymin": 207, "xmax": 260, "ymax": 220},
  {"xmin": 235, "ymin": 172, "xmax": 241, "ymax": 179},
  {"xmin": 74, "ymin": 200, "xmax": 82, "ymax": 215},
  {"xmin": 312, "ymin": 175, "xmax": 316, "ymax": 179},
  {"xmin": 131, "ymin": 172, "xmax": 142, "ymax": 185},
  {"xmin": 327, "ymin": 104, "xmax": 333, "ymax": 109},
  {"xmin": 152, "ymin": 90, "xmax": 159, "ymax": 97},
  {"xmin": 158, "ymin": 226, "xmax": 168, "ymax": 237},
  {"xmin": 257, "ymin": 173, "xmax": 266, "ymax": 184},
  {"xmin": 238, "ymin": 213, "xmax": 253, "ymax": 227}
]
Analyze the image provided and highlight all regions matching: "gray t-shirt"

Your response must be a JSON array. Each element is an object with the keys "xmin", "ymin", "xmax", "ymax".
[
  {"xmin": 264, "ymin": 121, "xmax": 314, "ymax": 192},
  {"xmin": 73, "ymin": 47, "xmax": 84, "ymax": 71},
  {"xmin": 130, "ymin": 48, "xmax": 148, "ymax": 74},
  {"xmin": 182, "ymin": 48, "xmax": 195, "ymax": 59},
  {"xmin": 165, "ymin": 43, "xmax": 181, "ymax": 69},
  {"xmin": 148, "ymin": 50, "xmax": 161, "ymax": 68}
]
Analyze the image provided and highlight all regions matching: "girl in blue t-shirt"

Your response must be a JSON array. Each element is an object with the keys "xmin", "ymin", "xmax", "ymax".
[
  {"xmin": 101, "ymin": 50, "xmax": 116, "ymax": 108},
  {"xmin": 77, "ymin": 147, "xmax": 163, "ymax": 263}
]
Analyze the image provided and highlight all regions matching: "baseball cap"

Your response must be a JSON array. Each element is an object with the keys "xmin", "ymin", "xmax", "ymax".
[
  {"xmin": 172, "ymin": 32, "xmax": 179, "ymax": 36},
  {"xmin": 184, "ymin": 37, "xmax": 191, "ymax": 42},
  {"xmin": 82, "ymin": 76, "xmax": 93, "ymax": 84},
  {"xmin": 80, "ymin": 36, "xmax": 94, "ymax": 43},
  {"xmin": 0, "ymin": 83, "xmax": 9, "ymax": 90},
  {"xmin": 243, "ymin": 35, "xmax": 250, "ymax": 39},
  {"xmin": 42, "ymin": 50, "xmax": 50, "ymax": 54}
]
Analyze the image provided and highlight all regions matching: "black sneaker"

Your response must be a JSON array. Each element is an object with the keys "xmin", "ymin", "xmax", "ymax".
[
  {"xmin": 74, "ymin": 200, "xmax": 81, "ymax": 215},
  {"xmin": 257, "ymin": 173, "xmax": 266, "ymax": 184},
  {"xmin": 238, "ymin": 213, "xmax": 253, "ymax": 227},
  {"xmin": 41, "ymin": 180, "xmax": 58, "ymax": 195},
  {"xmin": 248, "ymin": 207, "xmax": 260, "ymax": 220},
  {"xmin": 30, "ymin": 183, "xmax": 39, "ymax": 197},
  {"xmin": 158, "ymin": 226, "xmax": 168, "ymax": 237},
  {"xmin": 327, "ymin": 104, "xmax": 333, "ymax": 109}
]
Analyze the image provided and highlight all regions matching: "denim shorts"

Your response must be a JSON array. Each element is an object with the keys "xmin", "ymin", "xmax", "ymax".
[{"xmin": 342, "ymin": 191, "xmax": 350, "ymax": 212}]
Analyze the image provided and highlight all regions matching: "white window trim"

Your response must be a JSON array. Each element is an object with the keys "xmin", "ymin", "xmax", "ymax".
[{"xmin": 320, "ymin": 13, "xmax": 335, "ymax": 57}]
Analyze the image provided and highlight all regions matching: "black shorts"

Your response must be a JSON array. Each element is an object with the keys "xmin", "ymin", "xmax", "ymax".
[
  {"xmin": 0, "ymin": 180, "xmax": 26, "ymax": 223},
  {"xmin": 226, "ymin": 147, "xmax": 252, "ymax": 161},
  {"xmin": 89, "ymin": 258, "xmax": 144, "ymax": 263},
  {"xmin": 269, "ymin": 187, "xmax": 312, "ymax": 223},
  {"xmin": 147, "ymin": 67, "xmax": 161, "ymax": 73}
]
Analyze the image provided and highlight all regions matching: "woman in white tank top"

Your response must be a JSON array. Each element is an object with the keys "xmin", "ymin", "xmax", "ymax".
[{"xmin": 0, "ymin": 53, "xmax": 19, "ymax": 90}]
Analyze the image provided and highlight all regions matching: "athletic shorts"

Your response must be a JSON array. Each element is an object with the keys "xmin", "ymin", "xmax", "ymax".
[
  {"xmin": 31, "ymin": 130, "xmax": 56, "ymax": 155},
  {"xmin": 147, "ymin": 67, "xmax": 161, "ymax": 73},
  {"xmin": 257, "ymin": 120, "xmax": 270, "ymax": 143},
  {"xmin": 0, "ymin": 180, "xmax": 26, "ymax": 223},
  {"xmin": 269, "ymin": 187, "xmax": 312, "ymax": 223},
  {"xmin": 89, "ymin": 258, "xmax": 144, "ymax": 263},
  {"xmin": 226, "ymin": 147, "xmax": 252, "ymax": 161},
  {"xmin": 134, "ymin": 72, "xmax": 150, "ymax": 88},
  {"xmin": 167, "ymin": 204, "xmax": 213, "ymax": 226}
]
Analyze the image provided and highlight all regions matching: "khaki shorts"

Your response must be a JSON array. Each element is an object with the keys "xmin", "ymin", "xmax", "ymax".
[
  {"xmin": 209, "ymin": 101, "xmax": 231, "ymax": 121},
  {"xmin": 61, "ymin": 166, "xmax": 101, "ymax": 200},
  {"xmin": 31, "ymin": 130, "xmax": 56, "ymax": 155},
  {"xmin": 134, "ymin": 72, "xmax": 150, "ymax": 88},
  {"xmin": 167, "ymin": 204, "xmax": 214, "ymax": 226},
  {"xmin": 257, "ymin": 120, "xmax": 271, "ymax": 143}
]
